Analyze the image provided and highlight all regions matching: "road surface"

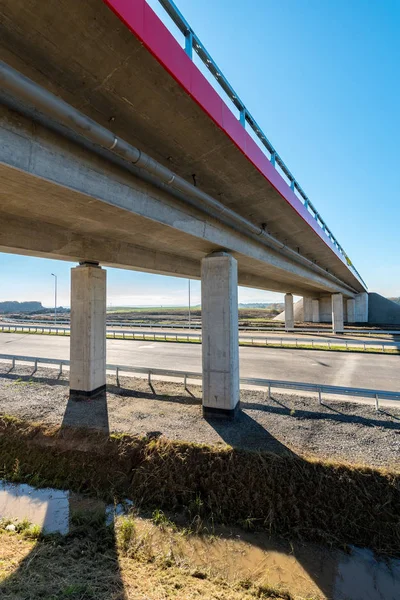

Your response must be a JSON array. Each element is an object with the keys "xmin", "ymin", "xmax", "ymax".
[{"xmin": 0, "ymin": 333, "xmax": 399, "ymax": 392}]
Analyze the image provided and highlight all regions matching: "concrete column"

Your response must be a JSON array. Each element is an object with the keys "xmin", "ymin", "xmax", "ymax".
[
  {"xmin": 284, "ymin": 293, "xmax": 294, "ymax": 330},
  {"xmin": 347, "ymin": 298, "xmax": 356, "ymax": 323},
  {"xmin": 355, "ymin": 292, "xmax": 368, "ymax": 323},
  {"xmin": 332, "ymin": 293, "xmax": 344, "ymax": 334},
  {"xmin": 312, "ymin": 299, "xmax": 320, "ymax": 323},
  {"xmin": 303, "ymin": 297, "xmax": 313, "ymax": 322},
  {"xmin": 319, "ymin": 296, "xmax": 332, "ymax": 323},
  {"xmin": 201, "ymin": 252, "xmax": 239, "ymax": 419},
  {"xmin": 70, "ymin": 262, "xmax": 106, "ymax": 399}
]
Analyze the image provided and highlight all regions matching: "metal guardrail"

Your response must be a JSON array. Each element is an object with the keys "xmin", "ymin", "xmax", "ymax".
[
  {"xmin": 1, "ymin": 324, "xmax": 399, "ymax": 352},
  {"xmin": 154, "ymin": 0, "xmax": 365, "ymax": 287},
  {"xmin": 0, "ymin": 353, "xmax": 399, "ymax": 411},
  {"xmin": 3, "ymin": 319, "xmax": 400, "ymax": 336},
  {"xmin": 2, "ymin": 320, "xmax": 400, "ymax": 338}
]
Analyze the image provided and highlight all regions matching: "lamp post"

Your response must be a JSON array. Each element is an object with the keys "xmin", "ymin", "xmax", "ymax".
[
  {"xmin": 188, "ymin": 279, "xmax": 191, "ymax": 329},
  {"xmin": 51, "ymin": 273, "xmax": 57, "ymax": 326}
]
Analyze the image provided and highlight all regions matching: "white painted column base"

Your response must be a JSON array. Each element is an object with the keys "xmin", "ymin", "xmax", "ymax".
[
  {"xmin": 70, "ymin": 262, "xmax": 106, "ymax": 398},
  {"xmin": 201, "ymin": 252, "xmax": 240, "ymax": 419},
  {"xmin": 312, "ymin": 299, "xmax": 320, "ymax": 323},
  {"xmin": 303, "ymin": 297, "xmax": 313, "ymax": 322},
  {"xmin": 332, "ymin": 293, "xmax": 344, "ymax": 334},
  {"xmin": 284, "ymin": 293, "xmax": 294, "ymax": 331}
]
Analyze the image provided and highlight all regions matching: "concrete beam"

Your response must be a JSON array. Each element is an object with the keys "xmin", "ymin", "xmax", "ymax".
[
  {"xmin": 0, "ymin": 104, "xmax": 359, "ymax": 297},
  {"xmin": 284, "ymin": 294, "xmax": 295, "ymax": 331},
  {"xmin": 0, "ymin": 210, "xmax": 201, "ymax": 279},
  {"xmin": 332, "ymin": 293, "xmax": 344, "ymax": 334},
  {"xmin": 70, "ymin": 263, "xmax": 106, "ymax": 398},
  {"xmin": 201, "ymin": 252, "xmax": 240, "ymax": 419}
]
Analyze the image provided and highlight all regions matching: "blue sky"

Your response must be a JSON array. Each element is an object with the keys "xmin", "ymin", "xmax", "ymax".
[{"xmin": 1, "ymin": 0, "xmax": 399, "ymax": 307}]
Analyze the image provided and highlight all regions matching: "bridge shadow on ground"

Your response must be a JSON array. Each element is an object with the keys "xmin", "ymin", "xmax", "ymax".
[
  {"xmin": 0, "ymin": 367, "xmax": 398, "ymax": 433},
  {"xmin": 0, "ymin": 503, "xmax": 127, "ymax": 599},
  {"xmin": 0, "ymin": 380, "xmax": 129, "ymax": 598},
  {"xmin": 109, "ymin": 379, "xmax": 400, "ymax": 433},
  {"xmin": 57, "ymin": 391, "xmax": 336, "ymax": 598},
  {"xmin": 1, "ymin": 375, "xmax": 398, "ymax": 599}
]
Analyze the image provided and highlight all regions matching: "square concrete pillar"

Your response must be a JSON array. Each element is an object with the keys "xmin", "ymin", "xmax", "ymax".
[
  {"xmin": 319, "ymin": 296, "xmax": 332, "ymax": 323},
  {"xmin": 70, "ymin": 262, "xmax": 106, "ymax": 399},
  {"xmin": 347, "ymin": 298, "xmax": 356, "ymax": 323},
  {"xmin": 201, "ymin": 252, "xmax": 239, "ymax": 419},
  {"xmin": 284, "ymin": 293, "xmax": 294, "ymax": 331},
  {"xmin": 303, "ymin": 297, "xmax": 313, "ymax": 322},
  {"xmin": 355, "ymin": 292, "xmax": 368, "ymax": 323},
  {"xmin": 332, "ymin": 293, "xmax": 344, "ymax": 333},
  {"xmin": 312, "ymin": 299, "xmax": 320, "ymax": 323}
]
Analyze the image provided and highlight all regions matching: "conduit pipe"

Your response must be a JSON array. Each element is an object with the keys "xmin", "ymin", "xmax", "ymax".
[{"xmin": 0, "ymin": 60, "xmax": 358, "ymax": 295}]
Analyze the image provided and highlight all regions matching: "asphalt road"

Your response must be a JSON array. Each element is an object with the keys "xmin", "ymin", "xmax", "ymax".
[{"xmin": 0, "ymin": 333, "xmax": 399, "ymax": 392}]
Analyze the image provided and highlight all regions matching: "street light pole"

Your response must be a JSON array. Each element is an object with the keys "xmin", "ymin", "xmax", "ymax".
[
  {"xmin": 51, "ymin": 273, "xmax": 57, "ymax": 326},
  {"xmin": 188, "ymin": 279, "xmax": 191, "ymax": 329}
]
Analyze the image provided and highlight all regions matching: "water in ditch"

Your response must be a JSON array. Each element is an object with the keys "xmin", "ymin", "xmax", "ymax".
[{"xmin": 0, "ymin": 480, "xmax": 399, "ymax": 599}]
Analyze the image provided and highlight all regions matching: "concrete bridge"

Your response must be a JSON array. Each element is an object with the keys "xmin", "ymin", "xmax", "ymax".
[{"xmin": 0, "ymin": 0, "xmax": 369, "ymax": 417}]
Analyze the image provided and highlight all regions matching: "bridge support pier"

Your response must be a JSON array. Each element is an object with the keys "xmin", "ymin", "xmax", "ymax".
[
  {"xmin": 355, "ymin": 292, "xmax": 368, "ymax": 323},
  {"xmin": 303, "ymin": 297, "xmax": 313, "ymax": 322},
  {"xmin": 332, "ymin": 293, "xmax": 344, "ymax": 334},
  {"xmin": 312, "ymin": 299, "xmax": 320, "ymax": 323},
  {"xmin": 284, "ymin": 293, "xmax": 294, "ymax": 331},
  {"xmin": 201, "ymin": 252, "xmax": 240, "ymax": 420},
  {"xmin": 347, "ymin": 298, "xmax": 356, "ymax": 323},
  {"xmin": 70, "ymin": 262, "xmax": 106, "ymax": 399}
]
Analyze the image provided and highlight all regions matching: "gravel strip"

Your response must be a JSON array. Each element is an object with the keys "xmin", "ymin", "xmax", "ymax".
[{"xmin": 0, "ymin": 365, "xmax": 399, "ymax": 470}]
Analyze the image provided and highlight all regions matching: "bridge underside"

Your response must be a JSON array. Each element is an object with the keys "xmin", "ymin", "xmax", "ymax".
[
  {"xmin": 0, "ymin": 104, "xmax": 356, "ymax": 298},
  {"xmin": 0, "ymin": 0, "xmax": 365, "ymax": 295},
  {"xmin": 0, "ymin": 0, "xmax": 368, "ymax": 417}
]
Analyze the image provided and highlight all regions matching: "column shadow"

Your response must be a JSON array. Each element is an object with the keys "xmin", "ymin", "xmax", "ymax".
[
  {"xmin": 0, "ymin": 478, "xmax": 126, "ymax": 599},
  {"xmin": 0, "ymin": 384, "xmax": 126, "ymax": 597},
  {"xmin": 61, "ymin": 390, "xmax": 110, "ymax": 433},
  {"xmin": 205, "ymin": 408, "xmax": 297, "ymax": 456}
]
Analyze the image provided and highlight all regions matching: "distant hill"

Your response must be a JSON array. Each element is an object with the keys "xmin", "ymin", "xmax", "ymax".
[
  {"xmin": 0, "ymin": 301, "xmax": 44, "ymax": 314},
  {"xmin": 389, "ymin": 297, "xmax": 400, "ymax": 305}
]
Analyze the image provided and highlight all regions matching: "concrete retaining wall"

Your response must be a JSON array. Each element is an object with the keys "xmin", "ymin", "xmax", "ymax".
[{"xmin": 368, "ymin": 293, "xmax": 400, "ymax": 325}]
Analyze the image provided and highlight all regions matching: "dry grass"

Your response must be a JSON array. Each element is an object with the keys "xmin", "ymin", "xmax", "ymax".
[{"xmin": 0, "ymin": 414, "xmax": 399, "ymax": 557}]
